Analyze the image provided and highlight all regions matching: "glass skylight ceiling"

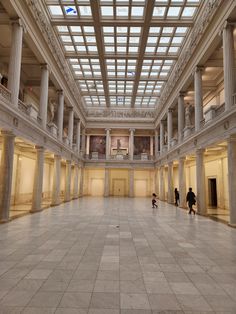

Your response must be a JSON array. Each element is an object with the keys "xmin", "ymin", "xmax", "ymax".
[{"xmin": 45, "ymin": 0, "xmax": 202, "ymax": 108}]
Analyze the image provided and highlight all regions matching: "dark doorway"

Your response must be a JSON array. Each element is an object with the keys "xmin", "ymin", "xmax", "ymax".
[{"xmin": 208, "ymin": 178, "xmax": 217, "ymax": 207}]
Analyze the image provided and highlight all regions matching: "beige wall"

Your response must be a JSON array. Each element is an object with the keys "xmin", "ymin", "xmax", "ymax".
[
  {"xmin": 110, "ymin": 169, "xmax": 129, "ymax": 196},
  {"xmin": 84, "ymin": 168, "xmax": 105, "ymax": 196},
  {"xmin": 134, "ymin": 169, "xmax": 154, "ymax": 197}
]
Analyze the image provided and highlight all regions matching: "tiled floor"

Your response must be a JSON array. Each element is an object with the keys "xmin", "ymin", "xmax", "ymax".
[{"xmin": 0, "ymin": 197, "xmax": 236, "ymax": 314}]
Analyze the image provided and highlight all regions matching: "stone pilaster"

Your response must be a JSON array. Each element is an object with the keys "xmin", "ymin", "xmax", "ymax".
[
  {"xmin": 81, "ymin": 128, "xmax": 86, "ymax": 157},
  {"xmin": 167, "ymin": 162, "xmax": 174, "ymax": 204},
  {"xmin": 64, "ymin": 160, "xmax": 71, "ymax": 202},
  {"xmin": 160, "ymin": 120, "xmax": 165, "ymax": 154},
  {"xmin": 14, "ymin": 154, "xmax": 22, "ymax": 204},
  {"xmin": 76, "ymin": 119, "xmax": 81, "ymax": 154},
  {"xmin": 178, "ymin": 157, "xmax": 186, "ymax": 208},
  {"xmin": 227, "ymin": 136, "xmax": 236, "ymax": 226},
  {"xmin": 178, "ymin": 92, "xmax": 185, "ymax": 143},
  {"xmin": 194, "ymin": 66, "xmax": 204, "ymax": 132},
  {"xmin": 51, "ymin": 155, "xmax": 61, "ymax": 206},
  {"xmin": 129, "ymin": 129, "xmax": 135, "ymax": 160},
  {"xmin": 223, "ymin": 23, "xmax": 235, "ymax": 109},
  {"xmin": 155, "ymin": 168, "xmax": 160, "ymax": 197},
  {"xmin": 68, "ymin": 107, "xmax": 74, "ymax": 149},
  {"xmin": 104, "ymin": 168, "xmax": 109, "ymax": 197},
  {"xmin": 39, "ymin": 64, "xmax": 49, "ymax": 129},
  {"xmin": 167, "ymin": 109, "xmax": 173, "ymax": 150},
  {"xmin": 0, "ymin": 130, "xmax": 15, "ymax": 222},
  {"xmin": 72, "ymin": 164, "xmax": 79, "ymax": 199},
  {"xmin": 79, "ymin": 167, "xmax": 84, "ymax": 197},
  {"xmin": 154, "ymin": 129, "xmax": 159, "ymax": 157},
  {"xmin": 31, "ymin": 146, "xmax": 45, "ymax": 213},
  {"xmin": 196, "ymin": 149, "xmax": 206, "ymax": 215},
  {"xmin": 129, "ymin": 169, "xmax": 134, "ymax": 197},
  {"xmin": 105, "ymin": 129, "xmax": 111, "ymax": 160},
  {"xmin": 159, "ymin": 166, "xmax": 165, "ymax": 201},
  {"xmin": 57, "ymin": 90, "xmax": 64, "ymax": 141},
  {"xmin": 86, "ymin": 135, "xmax": 90, "ymax": 155},
  {"xmin": 7, "ymin": 19, "xmax": 24, "ymax": 107}
]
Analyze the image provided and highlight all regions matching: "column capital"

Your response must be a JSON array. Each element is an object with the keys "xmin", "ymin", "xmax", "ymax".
[
  {"xmin": 54, "ymin": 154, "xmax": 61, "ymax": 159},
  {"xmin": 40, "ymin": 63, "xmax": 51, "ymax": 73},
  {"xmin": 194, "ymin": 65, "xmax": 204, "ymax": 75},
  {"xmin": 1, "ymin": 130, "xmax": 15, "ymax": 138},
  {"xmin": 196, "ymin": 148, "xmax": 205, "ymax": 155},
  {"xmin": 227, "ymin": 135, "xmax": 236, "ymax": 143},
  {"xmin": 10, "ymin": 18, "xmax": 26, "ymax": 32},
  {"xmin": 57, "ymin": 89, "xmax": 64, "ymax": 96},
  {"xmin": 67, "ymin": 106, "xmax": 74, "ymax": 112},
  {"xmin": 179, "ymin": 156, "xmax": 186, "ymax": 162},
  {"xmin": 129, "ymin": 128, "xmax": 135, "ymax": 133},
  {"xmin": 179, "ymin": 91, "xmax": 186, "ymax": 98},
  {"xmin": 34, "ymin": 145, "xmax": 44, "ymax": 151},
  {"xmin": 66, "ymin": 160, "xmax": 72, "ymax": 165},
  {"xmin": 220, "ymin": 21, "xmax": 235, "ymax": 35},
  {"xmin": 168, "ymin": 108, "xmax": 174, "ymax": 113},
  {"xmin": 105, "ymin": 128, "xmax": 111, "ymax": 132}
]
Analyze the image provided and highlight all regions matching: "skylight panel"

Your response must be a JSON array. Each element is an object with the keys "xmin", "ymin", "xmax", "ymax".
[
  {"xmin": 83, "ymin": 26, "xmax": 95, "ymax": 33},
  {"xmin": 88, "ymin": 46, "xmax": 98, "ymax": 52},
  {"xmin": 79, "ymin": 6, "xmax": 92, "ymax": 16},
  {"xmin": 129, "ymin": 37, "xmax": 140, "ymax": 44},
  {"xmin": 169, "ymin": 46, "xmax": 179, "ymax": 53},
  {"xmin": 49, "ymin": 6, "xmax": 63, "ymax": 16},
  {"xmin": 167, "ymin": 7, "xmax": 181, "ymax": 17},
  {"xmin": 104, "ymin": 36, "xmax": 114, "ymax": 43},
  {"xmin": 57, "ymin": 26, "xmax": 68, "ymax": 33},
  {"xmin": 130, "ymin": 27, "xmax": 141, "ymax": 34},
  {"xmin": 76, "ymin": 46, "xmax": 86, "ymax": 52},
  {"xmin": 172, "ymin": 37, "xmax": 183, "ymax": 44},
  {"xmin": 162, "ymin": 27, "xmax": 174, "ymax": 34},
  {"xmin": 65, "ymin": 45, "xmax": 75, "ymax": 52},
  {"xmin": 147, "ymin": 37, "xmax": 158, "ymax": 44},
  {"xmin": 131, "ymin": 7, "xmax": 144, "ymax": 17},
  {"xmin": 85, "ymin": 36, "xmax": 96, "ymax": 43},
  {"xmin": 160, "ymin": 37, "xmax": 170, "ymax": 43},
  {"xmin": 176, "ymin": 27, "xmax": 188, "ymax": 33},
  {"xmin": 70, "ymin": 26, "xmax": 81, "ymax": 33},
  {"xmin": 65, "ymin": 6, "xmax": 77, "ymax": 15},
  {"xmin": 153, "ymin": 7, "xmax": 166, "ymax": 17},
  {"xmin": 182, "ymin": 7, "xmax": 197, "ymax": 17},
  {"xmin": 103, "ymin": 27, "xmax": 114, "ymax": 34},
  {"xmin": 61, "ymin": 35, "xmax": 71, "ymax": 43},
  {"xmin": 101, "ymin": 6, "xmax": 113, "ymax": 16},
  {"xmin": 129, "ymin": 46, "xmax": 139, "ymax": 53},
  {"xmin": 73, "ymin": 36, "xmax": 84, "ymax": 43},
  {"xmin": 117, "ymin": 27, "xmax": 128, "ymax": 33},
  {"xmin": 116, "ymin": 7, "xmax": 129, "ymax": 16},
  {"xmin": 149, "ymin": 27, "xmax": 161, "ymax": 34}
]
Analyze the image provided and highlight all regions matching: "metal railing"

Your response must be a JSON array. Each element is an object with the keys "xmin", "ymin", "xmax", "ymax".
[{"xmin": 0, "ymin": 84, "xmax": 11, "ymax": 101}]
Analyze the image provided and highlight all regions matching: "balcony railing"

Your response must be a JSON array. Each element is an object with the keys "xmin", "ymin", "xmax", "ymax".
[
  {"xmin": 18, "ymin": 99, "xmax": 28, "ymax": 115},
  {"xmin": 0, "ymin": 84, "xmax": 11, "ymax": 102}
]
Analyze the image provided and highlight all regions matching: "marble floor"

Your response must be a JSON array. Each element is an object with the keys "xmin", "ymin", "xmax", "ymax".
[{"xmin": 0, "ymin": 197, "xmax": 236, "ymax": 314}]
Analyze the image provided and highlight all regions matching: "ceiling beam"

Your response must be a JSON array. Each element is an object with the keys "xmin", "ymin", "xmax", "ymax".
[
  {"xmin": 65, "ymin": 53, "xmax": 178, "ymax": 60},
  {"xmin": 90, "ymin": 0, "xmax": 110, "ymax": 107},
  {"xmin": 51, "ymin": 19, "xmax": 193, "ymax": 27},
  {"xmin": 131, "ymin": 0, "xmax": 155, "ymax": 108},
  {"xmin": 81, "ymin": 92, "xmax": 160, "ymax": 97},
  {"xmin": 75, "ymin": 77, "xmax": 167, "ymax": 82}
]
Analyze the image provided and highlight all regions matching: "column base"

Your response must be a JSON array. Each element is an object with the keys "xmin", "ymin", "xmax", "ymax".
[
  {"xmin": 64, "ymin": 198, "xmax": 71, "ymax": 203},
  {"xmin": 30, "ymin": 208, "xmax": 43, "ymax": 214},
  {"xmin": 72, "ymin": 195, "xmax": 79, "ymax": 200},
  {"xmin": 51, "ymin": 201, "xmax": 62, "ymax": 206},
  {"xmin": 228, "ymin": 223, "xmax": 236, "ymax": 228},
  {"xmin": 0, "ymin": 218, "xmax": 9, "ymax": 223}
]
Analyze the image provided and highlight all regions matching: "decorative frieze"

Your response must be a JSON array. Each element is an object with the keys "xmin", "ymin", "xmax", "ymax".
[{"xmin": 86, "ymin": 109, "xmax": 155, "ymax": 119}]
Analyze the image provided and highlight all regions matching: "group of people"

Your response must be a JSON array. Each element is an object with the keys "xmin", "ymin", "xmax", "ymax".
[{"xmin": 152, "ymin": 187, "xmax": 196, "ymax": 215}]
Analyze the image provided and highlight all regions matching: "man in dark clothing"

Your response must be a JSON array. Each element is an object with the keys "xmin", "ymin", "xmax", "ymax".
[
  {"xmin": 186, "ymin": 187, "xmax": 196, "ymax": 215},
  {"xmin": 174, "ymin": 188, "xmax": 179, "ymax": 206}
]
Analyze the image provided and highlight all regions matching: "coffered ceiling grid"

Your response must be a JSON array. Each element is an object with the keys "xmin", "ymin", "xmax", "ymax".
[{"xmin": 45, "ymin": 0, "xmax": 202, "ymax": 109}]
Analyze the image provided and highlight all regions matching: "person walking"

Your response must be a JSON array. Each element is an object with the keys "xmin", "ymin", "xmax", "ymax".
[
  {"xmin": 152, "ymin": 193, "xmax": 158, "ymax": 208},
  {"xmin": 186, "ymin": 187, "xmax": 196, "ymax": 215},
  {"xmin": 174, "ymin": 188, "xmax": 179, "ymax": 206}
]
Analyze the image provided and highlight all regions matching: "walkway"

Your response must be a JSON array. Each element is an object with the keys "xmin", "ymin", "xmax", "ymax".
[{"xmin": 0, "ymin": 197, "xmax": 236, "ymax": 313}]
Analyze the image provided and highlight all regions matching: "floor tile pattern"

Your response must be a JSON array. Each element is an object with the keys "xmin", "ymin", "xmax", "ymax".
[{"xmin": 0, "ymin": 197, "xmax": 236, "ymax": 313}]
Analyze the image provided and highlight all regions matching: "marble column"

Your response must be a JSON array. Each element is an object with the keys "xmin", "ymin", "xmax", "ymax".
[
  {"xmin": 223, "ymin": 23, "xmax": 235, "ymax": 109},
  {"xmin": 0, "ymin": 131, "xmax": 15, "ymax": 222},
  {"xmin": 159, "ymin": 166, "xmax": 165, "ymax": 201},
  {"xmin": 129, "ymin": 129, "xmax": 135, "ymax": 160},
  {"xmin": 227, "ymin": 136, "xmax": 236, "ymax": 226},
  {"xmin": 178, "ymin": 92, "xmax": 185, "ymax": 143},
  {"xmin": 129, "ymin": 169, "xmax": 134, "ymax": 197},
  {"xmin": 51, "ymin": 155, "xmax": 61, "ymax": 206},
  {"xmin": 68, "ymin": 107, "xmax": 74, "ymax": 149},
  {"xmin": 73, "ymin": 164, "xmax": 79, "ymax": 199},
  {"xmin": 79, "ymin": 167, "xmax": 84, "ymax": 197},
  {"xmin": 76, "ymin": 119, "xmax": 81, "ymax": 154},
  {"xmin": 167, "ymin": 109, "xmax": 173, "ymax": 150},
  {"xmin": 178, "ymin": 157, "xmax": 186, "ymax": 208},
  {"xmin": 64, "ymin": 160, "xmax": 71, "ymax": 202},
  {"xmin": 86, "ymin": 135, "xmax": 90, "ymax": 156},
  {"xmin": 57, "ymin": 90, "xmax": 64, "ymax": 141},
  {"xmin": 14, "ymin": 155, "xmax": 22, "ymax": 204},
  {"xmin": 105, "ymin": 129, "xmax": 111, "ymax": 160},
  {"xmin": 160, "ymin": 120, "xmax": 165, "ymax": 154},
  {"xmin": 155, "ymin": 129, "xmax": 159, "ymax": 157},
  {"xmin": 81, "ymin": 128, "xmax": 86, "ymax": 157},
  {"xmin": 7, "ymin": 19, "xmax": 23, "ymax": 107},
  {"xmin": 39, "ymin": 64, "xmax": 49, "ymax": 129},
  {"xmin": 196, "ymin": 149, "xmax": 206, "ymax": 215},
  {"xmin": 167, "ymin": 162, "xmax": 174, "ymax": 204},
  {"xmin": 104, "ymin": 168, "xmax": 109, "ymax": 197},
  {"xmin": 155, "ymin": 168, "xmax": 160, "ymax": 197},
  {"xmin": 194, "ymin": 66, "xmax": 204, "ymax": 132},
  {"xmin": 31, "ymin": 146, "xmax": 45, "ymax": 213},
  {"xmin": 150, "ymin": 136, "xmax": 154, "ymax": 156}
]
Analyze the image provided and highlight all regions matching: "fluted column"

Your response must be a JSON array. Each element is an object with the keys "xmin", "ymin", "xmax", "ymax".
[
  {"xmin": 104, "ymin": 168, "xmax": 109, "ymax": 197},
  {"xmin": 223, "ymin": 23, "xmax": 235, "ymax": 110},
  {"xmin": 160, "ymin": 120, "xmax": 165, "ymax": 154},
  {"xmin": 194, "ymin": 66, "xmax": 204, "ymax": 132},
  {"xmin": 64, "ymin": 160, "xmax": 71, "ymax": 202},
  {"xmin": 227, "ymin": 136, "xmax": 236, "ymax": 226},
  {"xmin": 129, "ymin": 169, "xmax": 134, "ymax": 197},
  {"xmin": 159, "ymin": 166, "xmax": 165, "ymax": 201},
  {"xmin": 57, "ymin": 90, "xmax": 64, "ymax": 141},
  {"xmin": 167, "ymin": 162, "xmax": 174, "ymax": 204},
  {"xmin": 76, "ymin": 119, "xmax": 81, "ymax": 154},
  {"xmin": 39, "ymin": 65, "xmax": 49, "ymax": 129},
  {"xmin": 31, "ymin": 146, "xmax": 45, "ymax": 213},
  {"xmin": 155, "ymin": 129, "xmax": 159, "ymax": 157},
  {"xmin": 68, "ymin": 107, "xmax": 74, "ymax": 149},
  {"xmin": 178, "ymin": 92, "xmax": 185, "ymax": 143},
  {"xmin": 7, "ymin": 19, "xmax": 23, "ymax": 107},
  {"xmin": 73, "ymin": 164, "xmax": 79, "ymax": 199},
  {"xmin": 129, "ymin": 129, "xmax": 135, "ymax": 160},
  {"xmin": 0, "ymin": 131, "xmax": 15, "ymax": 222},
  {"xmin": 167, "ymin": 109, "xmax": 173, "ymax": 150},
  {"xmin": 105, "ymin": 129, "xmax": 111, "ymax": 159},
  {"xmin": 196, "ymin": 149, "xmax": 206, "ymax": 215},
  {"xmin": 178, "ymin": 157, "xmax": 186, "ymax": 208},
  {"xmin": 51, "ymin": 155, "xmax": 61, "ymax": 206}
]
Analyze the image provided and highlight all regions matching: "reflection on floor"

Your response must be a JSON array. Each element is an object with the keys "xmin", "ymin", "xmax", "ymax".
[
  {"xmin": 10, "ymin": 199, "xmax": 53, "ymax": 220},
  {"xmin": 207, "ymin": 208, "xmax": 229, "ymax": 224},
  {"xmin": 0, "ymin": 197, "xmax": 236, "ymax": 313}
]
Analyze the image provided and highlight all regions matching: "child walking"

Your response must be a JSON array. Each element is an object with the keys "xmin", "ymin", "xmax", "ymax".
[{"xmin": 152, "ymin": 193, "xmax": 158, "ymax": 208}]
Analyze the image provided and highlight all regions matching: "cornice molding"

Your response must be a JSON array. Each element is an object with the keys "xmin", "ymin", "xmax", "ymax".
[
  {"xmin": 86, "ymin": 108, "xmax": 155, "ymax": 119},
  {"xmin": 25, "ymin": 0, "xmax": 86, "ymax": 118},
  {"xmin": 156, "ymin": 0, "xmax": 224, "ymax": 118}
]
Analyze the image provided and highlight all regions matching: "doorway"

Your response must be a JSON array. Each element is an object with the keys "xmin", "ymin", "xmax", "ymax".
[
  {"xmin": 208, "ymin": 178, "xmax": 217, "ymax": 207},
  {"xmin": 113, "ymin": 179, "xmax": 126, "ymax": 196},
  {"xmin": 90, "ymin": 179, "xmax": 104, "ymax": 196}
]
